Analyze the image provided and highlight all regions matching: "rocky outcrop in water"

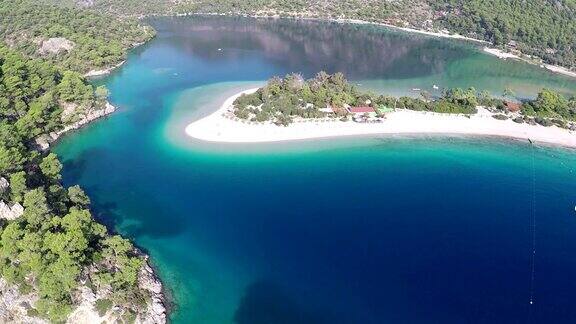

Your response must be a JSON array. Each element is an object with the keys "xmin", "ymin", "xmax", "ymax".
[{"xmin": 35, "ymin": 102, "xmax": 116, "ymax": 151}]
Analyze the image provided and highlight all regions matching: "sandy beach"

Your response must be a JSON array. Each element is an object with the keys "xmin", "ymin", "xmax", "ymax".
[
  {"xmin": 185, "ymin": 89, "xmax": 576, "ymax": 148},
  {"xmin": 483, "ymin": 47, "xmax": 520, "ymax": 60}
]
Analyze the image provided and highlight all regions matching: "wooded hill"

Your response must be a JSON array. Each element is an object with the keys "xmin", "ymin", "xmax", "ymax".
[
  {"xmin": 44, "ymin": 0, "xmax": 576, "ymax": 71},
  {"xmin": 0, "ymin": 44, "xmax": 156, "ymax": 322},
  {"xmin": 0, "ymin": 0, "xmax": 154, "ymax": 73},
  {"xmin": 0, "ymin": 1, "xmax": 163, "ymax": 321}
]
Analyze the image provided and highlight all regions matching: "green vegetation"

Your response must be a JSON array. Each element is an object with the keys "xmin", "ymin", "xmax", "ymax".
[
  {"xmin": 378, "ymin": 88, "xmax": 479, "ymax": 114},
  {"xmin": 233, "ymin": 73, "xmax": 480, "ymax": 125},
  {"xmin": 47, "ymin": 0, "xmax": 576, "ymax": 69},
  {"xmin": 95, "ymin": 298, "xmax": 114, "ymax": 316},
  {"xmin": 0, "ymin": 45, "xmax": 150, "ymax": 322},
  {"xmin": 522, "ymin": 89, "xmax": 576, "ymax": 122},
  {"xmin": 234, "ymin": 73, "xmax": 576, "ymax": 129},
  {"xmin": 234, "ymin": 72, "xmax": 356, "ymax": 125},
  {"xmin": 433, "ymin": 0, "xmax": 576, "ymax": 69},
  {"xmin": 0, "ymin": 0, "xmax": 154, "ymax": 73}
]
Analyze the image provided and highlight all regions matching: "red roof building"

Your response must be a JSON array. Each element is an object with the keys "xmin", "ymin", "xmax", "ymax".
[
  {"xmin": 504, "ymin": 101, "xmax": 522, "ymax": 112},
  {"xmin": 348, "ymin": 106, "xmax": 375, "ymax": 113}
]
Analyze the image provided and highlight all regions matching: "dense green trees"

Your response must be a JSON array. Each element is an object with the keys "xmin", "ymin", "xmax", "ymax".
[
  {"xmin": 522, "ymin": 89, "xmax": 576, "ymax": 121},
  {"xmin": 235, "ymin": 73, "xmax": 576, "ymax": 127},
  {"xmin": 0, "ymin": 45, "xmax": 150, "ymax": 321},
  {"xmin": 234, "ymin": 72, "xmax": 359, "ymax": 124},
  {"xmin": 433, "ymin": 0, "xmax": 576, "ymax": 69},
  {"xmin": 234, "ymin": 73, "xmax": 482, "ymax": 124},
  {"xmin": 0, "ymin": 0, "xmax": 154, "ymax": 73},
  {"xmin": 49, "ymin": 0, "xmax": 576, "ymax": 69}
]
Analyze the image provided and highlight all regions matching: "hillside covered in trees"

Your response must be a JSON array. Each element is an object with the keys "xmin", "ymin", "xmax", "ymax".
[
  {"xmin": 0, "ymin": 32, "xmax": 163, "ymax": 324},
  {"xmin": 432, "ymin": 0, "xmax": 576, "ymax": 70},
  {"xmin": 47, "ymin": 0, "xmax": 576, "ymax": 71},
  {"xmin": 0, "ymin": 0, "xmax": 154, "ymax": 73}
]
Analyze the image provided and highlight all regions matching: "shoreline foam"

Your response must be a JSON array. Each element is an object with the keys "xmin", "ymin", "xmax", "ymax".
[{"xmin": 185, "ymin": 89, "xmax": 576, "ymax": 148}]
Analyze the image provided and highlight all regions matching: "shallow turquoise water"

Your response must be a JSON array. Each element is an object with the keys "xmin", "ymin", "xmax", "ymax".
[{"xmin": 55, "ymin": 16, "xmax": 576, "ymax": 323}]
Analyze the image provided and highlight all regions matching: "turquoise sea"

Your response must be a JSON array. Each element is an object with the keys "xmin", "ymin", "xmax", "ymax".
[{"xmin": 55, "ymin": 16, "xmax": 576, "ymax": 323}]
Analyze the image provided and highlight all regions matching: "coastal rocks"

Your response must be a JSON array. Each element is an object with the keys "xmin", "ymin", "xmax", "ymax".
[
  {"xmin": 56, "ymin": 101, "xmax": 116, "ymax": 136},
  {"xmin": 137, "ymin": 261, "xmax": 167, "ymax": 324},
  {"xmin": 85, "ymin": 61, "xmax": 125, "ymax": 78},
  {"xmin": 0, "ymin": 201, "xmax": 24, "ymax": 220},
  {"xmin": 1, "ymin": 258, "xmax": 167, "ymax": 324},
  {"xmin": 66, "ymin": 260, "xmax": 167, "ymax": 324},
  {"xmin": 34, "ymin": 102, "xmax": 116, "ymax": 151},
  {"xmin": 38, "ymin": 37, "xmax": 75, "ymax": 55},
  {"xmin": 0, "ymin": 279, "xmax": 46, "ymax": 324},
  {"xmin": 61, "ymin": 101, "xmax": 80, "ymax": 122}
]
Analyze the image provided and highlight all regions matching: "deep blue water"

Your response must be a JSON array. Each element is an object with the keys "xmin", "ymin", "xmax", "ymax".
[{"xmin": 54, "ymin": 16, "xmax": 576, "ymax": 323}]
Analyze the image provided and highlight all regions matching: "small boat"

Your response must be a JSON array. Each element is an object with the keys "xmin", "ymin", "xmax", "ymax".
[
  {"xmin": 433, "ymin": 84, "xmax": 439, "ymax": 90},
  {"xmin": 217, "ymin": 48, "xmax": 222, "ymax": 51},
  {"xmin": 412, "ymin": 88, "xmax": 421, "ymax": 91}
]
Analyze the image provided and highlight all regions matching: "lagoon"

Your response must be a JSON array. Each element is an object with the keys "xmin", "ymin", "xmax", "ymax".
[{"xmin": 55, "ymin": 16, "xmax": 576, "ymax": 323}]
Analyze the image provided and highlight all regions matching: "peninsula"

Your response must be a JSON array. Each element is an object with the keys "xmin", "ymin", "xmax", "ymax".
[{"xmin": 186, "ymin": 73, "xmax": 576, "ymax": 147}]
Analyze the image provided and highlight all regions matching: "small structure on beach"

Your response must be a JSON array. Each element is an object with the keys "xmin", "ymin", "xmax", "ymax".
[
  {"xmin": 349, "ymin": 106, "xmax": 376, "ymax": 115},
  {"xmin": 504, "ymin": 101, "xmax": 522, "ymax": 112},
  {"xmin": 348, "ymin": 106, "xmax": 384, "ymax": 123}
]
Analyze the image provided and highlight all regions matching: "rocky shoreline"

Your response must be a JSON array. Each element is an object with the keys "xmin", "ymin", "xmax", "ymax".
[
  {"xmin": 1, "ymin": 258, "xmax": 167, "ymax": 324},
  {"xmin": 0, "ymin": 100, "xmax": 169, "ymax": 323},
  {"xmin": 35, "ymin": 101, "xmax": 116, "ymax": 151}
]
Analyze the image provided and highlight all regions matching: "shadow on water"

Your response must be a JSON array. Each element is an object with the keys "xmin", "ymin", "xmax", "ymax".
[
  {"xmin": 59, "ymin": 147, "xmax": 107, "ymax": 184},
  {"xmin": 234, "ymin": 280, "xmax": 332, "ymax": 324},
  {"xmin": 90, "ymin": 199, "xmax": 121, "ymax": 230}
]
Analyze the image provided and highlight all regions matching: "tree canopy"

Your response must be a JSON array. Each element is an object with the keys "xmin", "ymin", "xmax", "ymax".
[
  {"xmin": 0, "ymin": 44, "xmax": 152, "ymax": 322},
  {"xmin": 42, "ymin": 0, "xmax": 576, "ymax": 69},
  {"xmin": 0, "ymin": 0, "xmax": 154, "ymax": 73}
]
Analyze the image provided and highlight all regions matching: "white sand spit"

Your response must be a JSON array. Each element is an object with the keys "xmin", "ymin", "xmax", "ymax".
[{"xmin": 185, "ymin": 89, "xmax": 576, "ymax": 148}]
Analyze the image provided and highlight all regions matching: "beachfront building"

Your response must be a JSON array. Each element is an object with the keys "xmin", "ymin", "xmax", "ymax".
[
  {"xmin": 504, "ymin": 101, "xmax": 522, "ymax": 113},
  {"xmin": 349, "ymin": 106, "xmax": 376, "ymax": 115},
  {"xmin": 348, "ymin": 106, "xmax": 379, "ymax": 122}
]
